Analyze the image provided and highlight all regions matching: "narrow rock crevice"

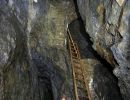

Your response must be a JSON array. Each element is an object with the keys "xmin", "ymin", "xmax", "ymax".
[
  {"xmin": 72, "ymin": 0, "xmax": 115, "ymax": 74},
  {"xmin": 32, "ymin": 57, "xmax": 54, "ymax": 100},
  {"xmin": 68, "ymin": 18, "xmax": 123, "ymax": 100},
  {"xmin": 70, "ymin": 0, "xmax": 123, "ymax": 99}
]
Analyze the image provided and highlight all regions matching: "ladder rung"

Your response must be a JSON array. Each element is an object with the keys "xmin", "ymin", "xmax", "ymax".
[
  {"xmin": 74, "ymin": 66, "xmax": 81, "ymax": 69},
  {"xmin": 72, "ymin": 55, "xmax": 78, "ymax": 58},
  {"xmin": 75, "ymin": 69, "xmax": 82, "ymax": 74},
  {"xmin": 74, "ymin": 66, "xmax": 81, "ymax": 70},
  {"xmin": 70, "ymin": 44, "xmax": 74, "ymax": 46},
  {"xmin": 78, "ymin": 96, "xmax": 89, "ymax": 100},
  {"xmin": 73, "ymin": 64, "xmax": 80, "ymax": 67},
  {"xmin": 72, "ymin": 59, "xmax": 80, "ymax": 63},
  {"xmin": 70, "ymin": 42, "xmax": 76, "ymax": 45},
  {"xmin": 75, "ymin": 74, "xmax": 84, "ymax": 81},
  {"xmin": 73, "ymin": 62, "xmax": 80, "ymax": 65},
  {"xmin": 73, "ymin": 64, "xmax": 80, "ymax": 68},
  {"xmin": 71, "ymin": 51, "xmax": 78, "ymax": 54},
  {"xmin": 70, "ymin": 45, "xmax": 78, "ymax": 48},
  {"xmin": 70, "ymin": 43, "xmax": 75, "ymax": 47},
  {"xmin": 72, "ymin": 55, "xmax": 79, "ymax": 59},
  {"xmin": 75, "ymin": 72, "xmax": 83, "ymax": 77},
  {"xmin": 73, "ymin": 61, "xmax": 80, "ymax": 64},
  {"xmin": 72, "ymin": 56, "xmax": 79, "ymax": 59},
  {"xmin": 71, "ymin": 52, "xmax": 78, "ymax": 55},
  {"xmin": 71, "ymin": 48, "xmax": 78, "ymax": 52},
  {"xmin": 70, "ymin": 44, "xmax": 77, "ymax": 48},
  {"xmin": 77, "ymin": 81, "xmax": 86, "ymax": 89},
  {"xmin": 72, "ymin": 54, "xmax": 78, "ymax": 57},
  {"xmin": 71, "ymin": 46, "xmax": 78, "ymax": 50},
  {"xmin": 77, "ymin": 85, "xmax": 86, "ymax": 90},
  {"xmin": 75, "ymin": 76, "xmax": 84, "ymax": 81},
  {"xmin": 75, "ymin": 73, "xmax": 84, "ymax": 78}
]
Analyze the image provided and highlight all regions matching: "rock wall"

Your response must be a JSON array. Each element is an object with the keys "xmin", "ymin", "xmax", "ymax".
[
  {"xmin": 76, "ymin": 0, "xmax": 130, "ymax": 99},
  {"xmin": 1, "ymin": 0, "xmax": 129, "ymax": 99},
  {"xmin": 0, "ymin": 0, "xmax": 76, "ymax": 100}
]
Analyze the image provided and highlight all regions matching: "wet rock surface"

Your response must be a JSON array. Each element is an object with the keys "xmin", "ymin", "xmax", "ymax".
[{"xmin": 76, "ymin": 0, "xmax": 130, "ymax": 99}]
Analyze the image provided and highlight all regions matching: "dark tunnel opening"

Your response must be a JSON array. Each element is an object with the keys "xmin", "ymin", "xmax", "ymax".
[
  {"xmin": 38, "ymin": 75, "xmax": 54, "ymax": 100},
  {"xmin": 32, "ymin": 55, "xmax": 54, "ymax": 100}
]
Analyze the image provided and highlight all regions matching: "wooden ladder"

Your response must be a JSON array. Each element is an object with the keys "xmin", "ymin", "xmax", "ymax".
[{"xmin": 67, "ymin": 29, "xmax": 91, "ymax": 100}]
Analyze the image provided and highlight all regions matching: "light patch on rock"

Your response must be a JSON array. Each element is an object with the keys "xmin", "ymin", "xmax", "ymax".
[
  {"xmin": 27, "ymin": 0, "xmax": 38, "ymax": 32},
  {"xmin": 61, "ymin": 96, "xmax": 66, "ymax": 100},
  {"xmin": 89, "ymin": 78, "xmax": 93, "ymax": 90},
  {"xmin": 1, "ymin": 52, "xmax": 8, "ymax": 64},
  {"xmin": 67, "ymin": 23, "xmax": 68, "ymax": 29},
  {"xmin": 59, "ymin": 32, "xmax": 62, "ymax": 35},
  {"xmin": 34, "ymin": 0, "xmax": 38, "ymax": 3},
  {"xmin": 116, "ymin": 0, "xmax": 125, "ymax": 6},
  {"xmin": 64, "ymin": 39, "xmax": 67, "ymax": 46},
  {"xmin": 8, "ymin": 0, "xmax": 13, "ymax": 7}
]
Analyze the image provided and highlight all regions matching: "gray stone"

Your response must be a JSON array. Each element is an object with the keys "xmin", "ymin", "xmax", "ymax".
[{"xmin": 76, "ymin": 0, "xmax": 130, "ymax": 99}]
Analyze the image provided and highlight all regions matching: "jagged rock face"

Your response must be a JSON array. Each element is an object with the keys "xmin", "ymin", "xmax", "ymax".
[
  {"xmin": 0, "ymin": 0, "xmax": 76, "ymax": 100},
  {"xmin": 77, "ymin": 0, "xmax": 130, "ymax": 99}
]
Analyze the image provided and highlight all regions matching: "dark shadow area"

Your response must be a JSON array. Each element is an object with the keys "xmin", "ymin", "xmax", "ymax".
[
  {"xmin": 69, "ymin": 18, "xmax": 114, "ymax": 72},
  {"xmin": 93, "ymin": 64, "xmax": 123, "ymax": 100},
  {"xmin": 73, "ymin": 0, "xmax": 82, "ymax": 18},
  {"xmin": 33, "ymin": 59, "xmax": 54, "ymax": 100},
  {"xmin": 31, "ymin": 50, "xmax": 66, "ymax": 100}
]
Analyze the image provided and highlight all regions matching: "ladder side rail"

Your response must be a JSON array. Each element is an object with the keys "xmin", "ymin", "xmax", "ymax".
[
  {"xmin": 67, "ymin": 28, "xmax": 73, "ymax": 43},
  {"xmin": 67, "ymin": 28, "xmax": 79, "ymax": 57},
  {"xmin": 75, "ymin": 43, "xmax": 92, "ymax": 100},
  {"xmin": 68, "ymin": 29, "xmax": 92, "ymax": 100},
  {"xmin": 68, "ymin": 39, "xmax": 79, "ymax": 100},
  {"xmin": 80, "ymin": 61, "xmax": 92, "ymax": 100}
]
